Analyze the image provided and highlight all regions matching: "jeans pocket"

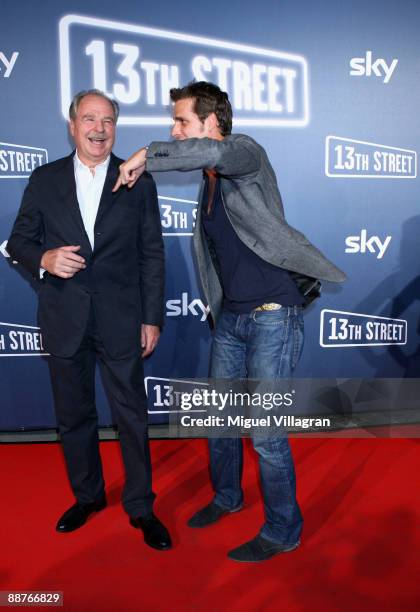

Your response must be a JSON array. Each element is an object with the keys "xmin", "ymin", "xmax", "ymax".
[
  {"xmin": 252, "ymin": 310, "xmax": 286, "ymax": 326},
  {"xmin": 291, "ymin": 315, "xmax": 305, "ymax": 371}
]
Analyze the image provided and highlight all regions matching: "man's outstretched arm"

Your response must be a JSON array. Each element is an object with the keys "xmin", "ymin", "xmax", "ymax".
[
  {"xmin": 113, "ymin": 136, "xmax": 260, "ymax": 191},
  {"xmin": 113, "ymin": 147, "xmax": 148, "ymax": 191}
]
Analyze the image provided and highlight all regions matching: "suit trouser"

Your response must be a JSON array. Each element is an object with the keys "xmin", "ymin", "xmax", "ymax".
[{"xmin": 48, "ymin": 308, "xmax": 155, "ymax": 518}]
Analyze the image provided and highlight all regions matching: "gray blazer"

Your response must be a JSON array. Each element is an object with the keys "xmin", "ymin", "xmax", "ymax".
[{"xmin": 147, "ymin": 133, "xmax": 346, "ymax": 323}]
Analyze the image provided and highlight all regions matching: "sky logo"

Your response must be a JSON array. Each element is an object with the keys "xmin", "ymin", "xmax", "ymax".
[
  {"xmin": 349, "ymin": 51, "xmax": 398, "ymax": 84},
  {"xmin": 345, "ymin": 230, "xmax": 391, "ymax": 259},
  {"xmin": 166, "ymin": 293, "xmax": 210, "ymax": 322}
]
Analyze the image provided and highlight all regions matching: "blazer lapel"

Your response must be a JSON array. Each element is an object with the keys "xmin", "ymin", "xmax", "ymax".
[
  {"xmin": 94, "ymin": 154, "xmax": 121, "ymax": 231},
  {"xmin": 54, "ymin": 153, "xmax": 88, "ymax": 237}
]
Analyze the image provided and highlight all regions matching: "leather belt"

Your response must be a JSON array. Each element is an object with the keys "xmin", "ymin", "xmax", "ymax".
[{"xmin": 254, "ymin": 303, "xmax": 282, "ymax": 311}]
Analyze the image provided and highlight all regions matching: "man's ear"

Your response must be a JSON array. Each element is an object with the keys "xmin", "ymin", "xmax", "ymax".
[
  {"xmin": 69, "ymin": 120, "xmax": 75, "ymax": 138},
  {"xmin": 205, "ymin": 112, "xmax": 219, "ymax": 134}
]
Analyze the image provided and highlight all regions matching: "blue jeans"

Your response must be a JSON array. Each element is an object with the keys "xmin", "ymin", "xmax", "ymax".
[{"xmin": 208, "ymin": 306, "xmax": 304, "ymax": 545}]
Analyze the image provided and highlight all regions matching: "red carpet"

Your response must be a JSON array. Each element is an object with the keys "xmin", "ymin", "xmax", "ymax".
[{"xmin": 2, "ymin": 437, "xmax": 419, "ymax": 611}]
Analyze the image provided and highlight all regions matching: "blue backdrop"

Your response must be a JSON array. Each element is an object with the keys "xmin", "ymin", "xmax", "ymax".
[{"xmin": 1, "ymin": 0, "xmax": 419, "ymax": 429}]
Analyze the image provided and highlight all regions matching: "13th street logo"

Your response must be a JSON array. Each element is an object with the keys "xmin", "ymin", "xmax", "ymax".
[
  {"xmin": 0, "ymin": 322, "xmax": 48, "ymax": 357},
  {"xmin": 59, "ymin": 14, "xmax": 309, "ymax": 127},
  {"xmin": 325, "ymin": 136, "xmax": 416, "ymax": 179},
  {"xmin": 0, "ymin": 142, "xmax": 48, "ymax": 178},
  {"xmin": 159, "ymin": 196, "xmax": 197, "ymax": 235},
  {"xmin": 320, "ymin": 310, "xmax": 407, "ymax": 348},
  {"xmin": 145, "ymin": 377, "xmax": 209, "ymax": 414}
]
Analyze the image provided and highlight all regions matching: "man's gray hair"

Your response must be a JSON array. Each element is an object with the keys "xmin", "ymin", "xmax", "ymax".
[{"xmin": 69, "ymin": 89, "xmax": 120, "ymax": 122}]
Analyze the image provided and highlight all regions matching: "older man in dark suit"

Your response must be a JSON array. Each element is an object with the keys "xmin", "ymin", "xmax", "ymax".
[{"xmin": 7, "ymin": 89, "xmax": 171, "ymax": 550}]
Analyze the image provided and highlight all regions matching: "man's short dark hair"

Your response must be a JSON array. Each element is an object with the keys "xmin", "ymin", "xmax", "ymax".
[
  {"xmin": 69, "ymin": 89, "xmax": 120, "ymax": 122},
  {"xmin": 170, "ymin": 81, "xmax": 232, "ymax": 136}
]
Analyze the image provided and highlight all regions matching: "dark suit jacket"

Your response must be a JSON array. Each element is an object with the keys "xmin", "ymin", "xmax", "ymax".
[{"xmin": 7, "ymin": 152, "xmax": 164, "ymax": 359}]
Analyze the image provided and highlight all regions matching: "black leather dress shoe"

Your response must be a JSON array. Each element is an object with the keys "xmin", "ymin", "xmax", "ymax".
[
  {"xmin": 56, "ymin": 497, "xmax": 107, "ymax": 533},
  {"xmin": 129, "ymin": 513, "xmax": 172, "ymax": 550}
]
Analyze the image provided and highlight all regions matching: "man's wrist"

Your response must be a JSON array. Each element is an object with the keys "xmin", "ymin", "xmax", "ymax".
[{"xmin": 40, "ymin": 252, "xmax": 47, "ymax": 270}]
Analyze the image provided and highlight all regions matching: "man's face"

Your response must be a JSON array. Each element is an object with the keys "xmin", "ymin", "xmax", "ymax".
[
  {"xmin": 171, "ymin": 98, "xmax": 210, "ymax": 140},
  {"xmin": 69, "ymin": 94, "xmax": 116, "ymax": 166}
]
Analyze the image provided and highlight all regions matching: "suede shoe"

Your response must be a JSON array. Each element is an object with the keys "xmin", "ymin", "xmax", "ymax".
[
  {"xmin": 130, "ymin": 513, "xmax": 172, "ymax": 550},
  {"xmin": 187, "ymin": 501, "xmax": 243, "ymax": 528},
  {"xmin": 228, "ymin": 534, "xmax": 300, "ymax": 562},
  {"xmin": 56, "ymin": 497, "xmax": 107, "ymax": 533}
]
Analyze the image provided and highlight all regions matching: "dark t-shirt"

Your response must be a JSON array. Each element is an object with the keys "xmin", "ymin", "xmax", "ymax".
[{"xmin": 201, "ymin": 177, "xmax": 304, "ymax": 313}]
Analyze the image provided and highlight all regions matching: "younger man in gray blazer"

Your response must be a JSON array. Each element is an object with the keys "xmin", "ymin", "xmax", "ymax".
[{"xmin": 114, "ymin": 82, "xmax": 345, "ymax": 562}]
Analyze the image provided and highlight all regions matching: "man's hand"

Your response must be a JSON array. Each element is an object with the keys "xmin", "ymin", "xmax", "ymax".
[
  {"xmin": 113, "ymin": 147, "xmax": 148, "ymax": 192},
  {"xmin": 40, "ymin": 245, "xmax": 86, "ymax": 279},
  {"xmin": 141, "ymin": 324, "xmax": 160, "ymax": 358}
]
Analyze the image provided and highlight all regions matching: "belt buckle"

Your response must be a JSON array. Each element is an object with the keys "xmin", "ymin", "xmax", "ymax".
[{"xmin": 254, "ymin": 302, "xmax": 282, "ymax": 311}]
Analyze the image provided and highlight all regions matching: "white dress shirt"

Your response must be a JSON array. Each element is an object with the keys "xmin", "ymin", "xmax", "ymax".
[
  {"xmin": 73, "ymin": 151, "xmax": 110, "ymax": 250},
  {"xmin": 40, "ymin": 152, "xmax": 110, "ymax": 278}
]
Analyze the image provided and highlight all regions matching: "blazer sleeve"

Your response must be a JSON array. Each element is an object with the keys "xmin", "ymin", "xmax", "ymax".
[
  {"xmin": 146, "ymin": 135, "xmax": 261, "ymax": 178},
  {"xmin": 7, "ymin": 167, "xmax": 47, "ymax": 278},
  {"xmin": 135, "ymin": 173, "xmax": 165, "ymax": 327}
]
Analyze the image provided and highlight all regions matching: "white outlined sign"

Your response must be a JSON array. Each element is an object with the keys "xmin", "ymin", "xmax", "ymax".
[
  {"xmin": 320, "ymin": 310, "xmax": 407, "ymax": 348},
  {"xmin": 159, "ymin": 196, "xmax": 197, "ymax": 236},
  {"xmin": 0, "ymin": 322, "xmax": 49, "ymax": 357},
  {"xmin": 0, "ymin": 142, "xmax": 48, "ymax": 178},
  {"xmin": 59, "ymin": 14, "xmax": 309, "ymax": 127},
  {"xmin": 325, "ymin": 136, "xmax": 417, "ymax": 178},
  {"xmin": 145, "ymin": 377, "xmax": 209, "ymax": 414}
]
